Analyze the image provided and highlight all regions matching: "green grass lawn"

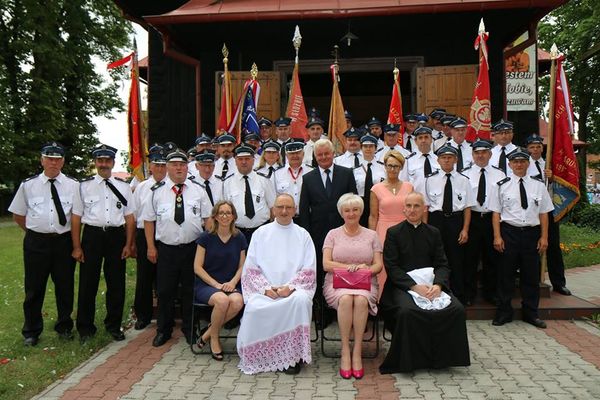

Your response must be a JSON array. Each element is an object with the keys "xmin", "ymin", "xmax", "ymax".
[
  {"xmin": 0, "ymin": 225, "xmax": 137, "ymax": 400},
  {"xmin": 560, "ymin": 223, "xmax": 600, "ymax": 269}
]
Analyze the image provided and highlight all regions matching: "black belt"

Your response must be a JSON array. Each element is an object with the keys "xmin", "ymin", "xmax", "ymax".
[
  {"xmin": 430, "ymin": 210, "xmax": 464, "ymax": 218},
  {"xmin": 472, "ymin": 211, "xmax": 492, "ymax": 218},
  {"xmin": 26, "ymin": 229, "xmax": 70, "ymax": 238},
  {"xmin": 501, "ymin": 222, "xmax": 539, "ymax": 231},
  {"xmin": 237, "ymin": 226, "xmax": 261, "ymax": 234},
  {"xmin": 85, "ymin": 225, "xmax": 124, "ymax": 232},
  {"xmin": 158, "ymin": 241, "xmax": 195, "ymax": 249}
]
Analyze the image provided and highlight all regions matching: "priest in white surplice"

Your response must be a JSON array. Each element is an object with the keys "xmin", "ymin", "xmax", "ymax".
[{"xmin": 237, "ymin": 194, "xmax": 316, "ymax": 375}]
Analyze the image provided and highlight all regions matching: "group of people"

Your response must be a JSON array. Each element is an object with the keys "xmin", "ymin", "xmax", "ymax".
[{"xmin": 9, "ymin": 106, "xmax": 570, "ymax": 376}]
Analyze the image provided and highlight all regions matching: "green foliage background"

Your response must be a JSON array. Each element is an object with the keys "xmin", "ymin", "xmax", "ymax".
[{"xmin": 0, "ymin": 0, "xmax": 133, "ymax": 185}]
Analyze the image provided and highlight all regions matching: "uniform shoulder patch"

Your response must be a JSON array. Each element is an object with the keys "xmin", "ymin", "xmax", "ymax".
[
  {"xmin": 255, "ymin": 172, "xmax": 269, "ymax": 179},
  {"xmin": 189, "ymin": 178, "xmax": 202, "ymax": 187},
  {"xmin": 497, "ymin": 177, "xmax": 511, "ymax": 186},
  {"xmin": 151, "ymin": 181, "xmax": 165, "ymax": 191},
  {"xmin": 460, "ymin": 165, "xmax": 472, "ymax": 173},
  {"xmin": 426, "ymin": 170, "xmax": 440, "ymax": 178},
  {"xmin": 114, "ymin": 176, "xmax": 127, "ymax": 183},
  {"xmin": 491, "ymin": 165, "xmax": 503, "ymax": 171},
  {"xmin": 63, "ymin": 174, "xmax": 78, "ymax": 182},
  {"xmin": 375, "ymin": 148, "xmax": 383, "ymax": 154},
  {"xmin": 459, "ymin": 172, "xmax": 470, "ymax": 179},
  {"xmin": 220, "ymin": 174, "xmax": 234, "ymax": 182},
  {"xmin": 80, "ymin": 176, "xmax": 95, "ymax": 183},
  {"xmin": 304, "ymin": 163, "xmax": 314, "ymax": 169},
  {"xmin": 531, "ymin": 175, "xmax": 544, "ymax": 183},
  {"xmin": 23, "ymin": 174, "xmax": 40, "ymax": 182},
  {"xmin": 376, "ymin": 160, "xmax": 385, "ymax": 165},
  {"xmin": 187, "ymin": 175, "xmax": 196, "ymax": 181},
  {"xmin": 405, "ymin": 152, "xmax": 417, "ymax": 160}
]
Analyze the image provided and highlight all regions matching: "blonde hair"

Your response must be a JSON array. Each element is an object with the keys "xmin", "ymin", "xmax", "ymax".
[
  {"xmin": 257, "ymin": 149, "xmax": 282, "ymax": 169},
  {"xmin": 383, "ymin": 150, "xmax": 406, "ymax": 169},
  {"xmin": 209, "ymin": 201, "xmax": 239, "ymax": 236}
]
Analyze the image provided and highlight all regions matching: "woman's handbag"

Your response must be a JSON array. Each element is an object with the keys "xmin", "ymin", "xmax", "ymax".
[{"xmin": 332, "ymin": 268, "xmax": 371, "ymax": 291}]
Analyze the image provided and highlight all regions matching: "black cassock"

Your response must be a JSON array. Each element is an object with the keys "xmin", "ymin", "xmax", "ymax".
[{"xmin": 379, "ymin": 221, "xmax": 470, "ymax": 374}]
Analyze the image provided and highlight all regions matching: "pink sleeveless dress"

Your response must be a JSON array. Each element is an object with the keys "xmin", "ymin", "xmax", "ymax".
[{"xmin": 371, "ymin": 181, "xmax": 414, "ymax": 296}]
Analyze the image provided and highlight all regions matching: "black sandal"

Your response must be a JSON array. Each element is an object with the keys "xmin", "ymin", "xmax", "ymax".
[
  {"xmin": 196, "ymin": 326, "xmax": 209, "ymax": 349},
  {"xmin": 211, "ymin": 351, "xmax": 224, "ymax": 361}
]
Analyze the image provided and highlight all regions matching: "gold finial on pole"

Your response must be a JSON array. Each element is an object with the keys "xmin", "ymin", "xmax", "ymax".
[
  {"xmin": 478, "ymin": 18, "xmax": 486, "ymax": 35},
  {"xmin": 393, "ymin": 58, "xmax": 399, "ymax": 81},
  {"xmin": 293, "ymin": 25, "xmax": 302, "ymax": 64},
  {"xmin": 251, "ymin": 62, "xmax": 258, "ymax": 80},
  {"xmin": 222, "ymin": 43, "xmax": 229, "ymax": 64},
  {"xmin": 550, "ymin": 43, "xmax": 560, "ymax": 59}
]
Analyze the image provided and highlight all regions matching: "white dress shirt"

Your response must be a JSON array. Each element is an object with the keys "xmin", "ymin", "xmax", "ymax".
[
  {"xmin": 9, "ymin": 172, "xmax": 82, "ymax": 234},
  {"xmin": 222, "ymin": 171, "xmax": 276, "ymax": 228},
  {"xmin": 334, "ymin": 151, "xmax": 364, "ymax": 169},
  {"xmin": 274, "ymin": 164, "xmax": 314, "ymax": 214},
  {"xmin": 400, "ymin": 150, "xmax": 440, "ymax": 195},
  {"xmin": 194, "ymin": 175, "xmax": 224, "ymax": 207},
  {"xmin": 353, "ymin": 160, "xmax": 386, "ymax": 197},
  {"xmin": 527, "ymin": 157, "xmax": 546, "ymax": 180},
  {"xmin": 375, "ymin": 145, "xmax": 411, "ymax": 162},
  {"xmin": 490, "ymin": 143, "xmax": 517, "ymax": 175},
  {"xmin": 448, "ymin": 139, "xmax": 474, "ymax": 171},
  {"xmin": 214, "ymin": 157, "xmax": 238, "ymax": 180},
  {"xmin": 79, "ymin": 174, "xmax": 134, "ymax": 228},
  {"xmin": 132, "ymin": 176, "xmax": 162, "ymax": 229},
  {"xmin": 461, "ymin": 164, "xmax": 506, "ymax": 213},
  {"xmin": 142, "ymin": 176, "xmax": 210, "ymax": 245},
  {"xmin": 425, "ymin": 170, "xmax": 476, "ymax": 212}
]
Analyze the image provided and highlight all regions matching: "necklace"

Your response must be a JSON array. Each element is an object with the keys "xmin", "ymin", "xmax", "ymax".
[{"xmin": 343, "ymin": 225, "xmax": 360, "ymax": 235}]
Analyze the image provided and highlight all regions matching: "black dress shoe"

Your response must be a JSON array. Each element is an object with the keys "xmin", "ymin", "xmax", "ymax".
[
  {"xmin": 152, "ymin": 333, "xmax": 171, "ymax": 347},
  {"xmin": 523, "ymin": 317, "xmax": 547, "ymax": 329},
  {"xmin": 492, "ymin": 316, "xmax": 513, "ymax": 326},
  {"xmin": 79, "ymin": 334, "xmax": 94, "ymax": 344},
  {"xmin": 134, "ymin": 320, "xmax": 150, "ymax": 330},
  {"xmin": 24, "ymin": 337, "xmax": 38, "ymax": 346},
  {"xmin": 553, "ymin": 286, "xmax": 572, "ymax": 296},
  {"xmin": 110, "ymin": 331, "xmax": 126, "ymax": 341},
  {"xmin": 57, "ymin": 331, "xmax": 74, "ymax": 340},
  {"xmin": 283, "ymin": 363, "xmax": 302, "ymax": 375}
]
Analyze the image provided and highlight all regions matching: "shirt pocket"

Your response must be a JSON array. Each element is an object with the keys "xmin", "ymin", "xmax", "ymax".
[
  {"xmin": 60, "ymin": 194, "xmax": 74, "ymax": 214},
  {"xmin": 83, "ymin": 195, "xmax": 100, "ymax": 217},
  {"xmin": 455, "ymin": 190, "xmax": 467, "ymax": 208},
  {"xmin": 156, "ymin": 203, "xmax": 172, "ymax": 221},
  {"xmin": 427, "ymin": 190, "xmax": 442, "ymax": 207},
  {"xmin": 28, "ymin": 196, "xmax": 45, "ymax": 218},
  {"xmin": 252, "ymin": 187, "xmax": 266, "ymax": 211},
  {"xmin": 530, "ymin": 194, "xmax": 543, "ymax": 211},
  {"xmin": 501, "ymin": 192, "xmax": 516, "ymax": 207},
  {"xmin": 276, "ymin": 181, "xmax": 290, "ymax": 194}
]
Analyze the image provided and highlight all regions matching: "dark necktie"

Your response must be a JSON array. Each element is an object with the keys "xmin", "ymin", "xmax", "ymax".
[
  {"xmin": 267, "ymin": 166, "xmax": 275, "ymax": 178},
  {"xmin": 174, "ymin": 184, "xmax": 184, "ymax": 224},
  {"xmin": 280, "ymin": 142, "xmax": 287, "ymax": 164},
  {"xmin": 243, "ymin": 175, "xmax": 255, "ymax": 219},
  {"xmin": 222, "ymin": 159, "xmax": 229, "ymax": 179},
  {"xmin": 364, "ymin": 163, "xmax": 373, "ymax": 208},
  {"xmin": 104, "ymin": 178, "xmax": 128, "ymax": 206},
  {"xmin": 519, "ymin": 178, "xmax": 528, "ymax": 209},
  {"xmin": 423, "ymin": 154, "xmax": 432, "ymax": 176},
  {"xmin": 324, "ymin": 168, "xmax": 333, "ymax": 198},
  {"xmin": 477, "ymin": 168, "xmax": 486, "ymax": 206},
  {"xmin": 48, "ymin": 178, "xmax": 67, "ymax": 226},
  {"xmin": 457, "ymin": 144, "xmax": 464, "ymax": 171},
  {"xmin": 535, "ymin": 160, "xmax": 543, "ymax": 178},
  {"xmin": 354, "ymin": 153, "xmax": 360, "ymax": 168},
  {"xmin": 406, "ymin": 136, "xmax": 412, "ymax": 152},
  {"xmin": 311, "ymin": 149, "xmax": 318, "ymax": 168},
  {"xmin": 443, "ymin": 173, "xmax": 453, "ymax": 214},
  {"xmin": 204, "ymin": 180, "xmax": 214, "ymax": 206},
  {"xmin": 499, "ymin": 146, "xmax": 507, "ymax": 174}
]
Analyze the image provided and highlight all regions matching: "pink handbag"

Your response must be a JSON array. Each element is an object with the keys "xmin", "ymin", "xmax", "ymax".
[{"xmin": 332, "ymin": 268, "xmax": 371, "ymax": 291}]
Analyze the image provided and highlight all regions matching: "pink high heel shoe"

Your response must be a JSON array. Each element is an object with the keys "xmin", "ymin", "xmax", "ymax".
[
  {"xmin": 339, "ymin": 368, "xmax": 353, "ymax": 379},
  {"xmin": 352, "ymin": 368, "xmax": 364, "ymax": 379}
]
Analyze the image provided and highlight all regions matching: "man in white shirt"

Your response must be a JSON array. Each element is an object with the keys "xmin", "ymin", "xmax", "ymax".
[
  {"xmin": 489, "ymin": 119, "xmax": 517, "ymax": 175},
  {"xmin": 447, "ymin": 117, "xmax": 474, "ymax": 171},
  {"xmin": 303, "ymin": 117, "xmax": 327, "ymax": 167},
  {"xmin": 214, "ymin": 133, "xmax": 238, "ymax": 180},
  {"xmin": 334, "ymin": 128, "xmax": 363, "ymax": 168},
  {"xmin": 400, "ymin": 126, "xmax": 440, "ymax": 195}
]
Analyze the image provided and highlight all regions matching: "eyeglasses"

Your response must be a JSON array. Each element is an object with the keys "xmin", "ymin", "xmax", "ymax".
[
  {"xmin": 385, "ymin": 164, "xmax": 402, "ymax": 170},
  {"xmin": 217, "ymin": 211, "xmax": 233, "ymax": 217}
]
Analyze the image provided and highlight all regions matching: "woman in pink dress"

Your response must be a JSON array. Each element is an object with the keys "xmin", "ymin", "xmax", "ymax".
[
  {"xmin": 369, "ymin": 150, "xmax": 413, "ymax": 293},
  {"xmin": 323, "ymin": 194, "xmax": 383, "ymax": 380}
]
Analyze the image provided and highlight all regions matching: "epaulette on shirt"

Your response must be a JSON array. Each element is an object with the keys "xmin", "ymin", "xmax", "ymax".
[
  {"xmin": 531, "ymin": 175, "xmax": 544, "ymax": 183},
  {"xmin": 497, "ymin": 177, "xmax": 511, "ymax": 186},
  {"xmin": 114, "ymin": 176, "xmax": 126, "ymax": 183},
  {"xmin": 187, "ymin": 175, "xmax": 196, "ymax": 181},
  {"xmin": 255, "ymin": 172, "xmax": 270, "ymax": 179},
  {"xmin": 304, "ymin": 163, "xmax": 313, "ymax": 168},
  {"xmin": 426, "ymin": 170, "xmax": 439, "ymax": 178},
  {"xmin": 405, "ymin": 152, "xmax": 417, "ymax": 160},
  {"xmin": 64, "ymin": 174, "xmax": 78, "ymax": 182},
  {"xmin": 220, "ymin": 174, "xmax": 234, "ymax": 182},
  {"xmin": 375, "ymin": 148, "xmax": 383, "ymax": 154},
  {"xmin": 376, "ymin": 160, "xmax": 385, "ymax": 165},
  {"xmin": 189, "ymin": 179, "xmax": 202, "ymax": 187},
  {"xmin": 491, "ymin": 165, "xmax": 504, "ymax": 172},
  {"xmin": 23, "ymin": 174, "xmax": 40, "ymax": 183},
  {"xmin": 151, "ymin": 181, "xmax": 165, "ymax": 191},
  {"xmin": 459, "ymin": 172, "xmax": 470, "ymax": 179},
  {"xmin": 459, "ymin": 165, "xmax": 472, "ymax": 173},
  {"xmin": 80, "ymin": 176, "xmax": 95, "ymax": 183}
]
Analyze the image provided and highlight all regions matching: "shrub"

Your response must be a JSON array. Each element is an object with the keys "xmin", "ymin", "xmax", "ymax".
[{"xmin": 570, "ymin": 203, "xmax": 600, "ymax": 231}]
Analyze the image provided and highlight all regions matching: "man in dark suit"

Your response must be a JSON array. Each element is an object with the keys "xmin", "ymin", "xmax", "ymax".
[{"xmin": 299, "ymin": 138, "xmax": 357, "ymax": 293}]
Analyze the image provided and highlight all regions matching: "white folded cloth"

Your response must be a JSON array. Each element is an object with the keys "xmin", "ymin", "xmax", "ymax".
[{"xmin": 406, "ymin": 267, "xmax": 451, "ymax": 310}]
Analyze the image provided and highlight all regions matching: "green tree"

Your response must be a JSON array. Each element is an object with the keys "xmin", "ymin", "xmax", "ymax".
[
  {"xmin": 0, "ymin": 0, "xmax": 132, "ymax": 185},
  {"xmin": 538, "ymin": 0, "xmax": 600, "ymax": 195}
]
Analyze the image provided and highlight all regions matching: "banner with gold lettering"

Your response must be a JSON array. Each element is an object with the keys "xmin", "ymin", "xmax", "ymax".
[
  {"xmin": 466, "ymin": 19, "xmax": 492, "ymax": 142},
  {"xmin": 549, "ymin": 55, "xmax": 580, "ymax": 221},
  {"xmin": 286, "ymin": 27, "xmax": 309, "ymax": 140},
  {"xmin": 387, "ymin": 67, "xmax": 405, "ymax": 146}
]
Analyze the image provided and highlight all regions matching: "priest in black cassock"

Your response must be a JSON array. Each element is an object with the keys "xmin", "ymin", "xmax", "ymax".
[{"xmin": 379, "ymin": 192, "xmax": 470, "ymax": 373}]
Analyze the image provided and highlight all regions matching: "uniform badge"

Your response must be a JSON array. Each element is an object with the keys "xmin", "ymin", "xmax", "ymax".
[
  {"xmin": 256, "ymin": 195, "xmax": 260, "ymax": 203},
  {"xmin": 116, "ymin": 201, "xmax": 122, "ymax": 209},
  {"xmin": 193, "ymin": 205, "xmax": 198, "ymax": 215},
  {"xmin": 534, "ymin": 199, "xmax": 539, "ymax": 206},
  {"xmin": 458, "ymin": 193, "xmax": 463, "ymax": 201}
]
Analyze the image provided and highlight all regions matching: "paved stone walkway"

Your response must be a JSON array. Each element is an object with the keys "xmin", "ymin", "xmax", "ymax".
[{"xmin": 33, "ymin": 266, "xmax": 600, "ymax": 400}]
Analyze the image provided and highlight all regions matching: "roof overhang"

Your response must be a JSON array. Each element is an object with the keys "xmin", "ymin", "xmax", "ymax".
[{"xmin": 144, "ymin": 0, "xmax": 568, "ymax": 25}]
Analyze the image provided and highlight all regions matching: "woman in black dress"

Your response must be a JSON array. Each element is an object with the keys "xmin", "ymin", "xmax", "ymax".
[{"xmin": 194, "ymin": 201, "xmax": 247, "ymax": 360}]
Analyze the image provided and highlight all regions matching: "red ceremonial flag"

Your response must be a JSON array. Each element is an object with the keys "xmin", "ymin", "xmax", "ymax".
[
  {"xmin": 287, "ymin": 62, "xmax": 309, "ymax": 140},
  {"xmin": 466, "ymin": 18, "xmax": 492, "ymax": 142},
  {"xmin": 549, "ymin": 54, "xmax": 580, "ymax": 221},
  {"xmin": 328, "ymin": 64, "xmax": 346, "ymax": 154},
  {"xmin": 217, "ymin": 45, "xmax": 233, "ymax": 134},
  {"xmin": 108, "ymin": 49, "xmax": 145, "ymax": 181},
  {"xmin": 228, "ymin": 77, "xmax": 260, "ymax": 144},
  {"xmin": 387, "ymin": 67, "xmax": 405, "ymax": 146}
]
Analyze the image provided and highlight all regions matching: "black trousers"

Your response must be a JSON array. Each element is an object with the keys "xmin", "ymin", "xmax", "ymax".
[
  {"xmin": 496, "ymin": 223, "xmax": 541, "ymax": 320},
  {"xmin": 465, "ymin": 212, "xmax": 498, "ymax": 301},
  {"xmin": 428, "ymin": 211, "xmax": 467, "ymax": 301},
  {"xmin": 156, "ymin": 241, "xmax": 195, "ymax": 338},
  {"xmin": 134, "ymin": 228, "xmax": 156, "ymax": 324},
  {"xmin": 76, "ymin": 225, "xmax": 126, "ymax": 336},
  {"xmin": 546, "ymin": 212, "xmax": 567, "ymax": 289},
  {"xmin": 22, "ymin": 230, "xmax": 75, "ymax": 338}
]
